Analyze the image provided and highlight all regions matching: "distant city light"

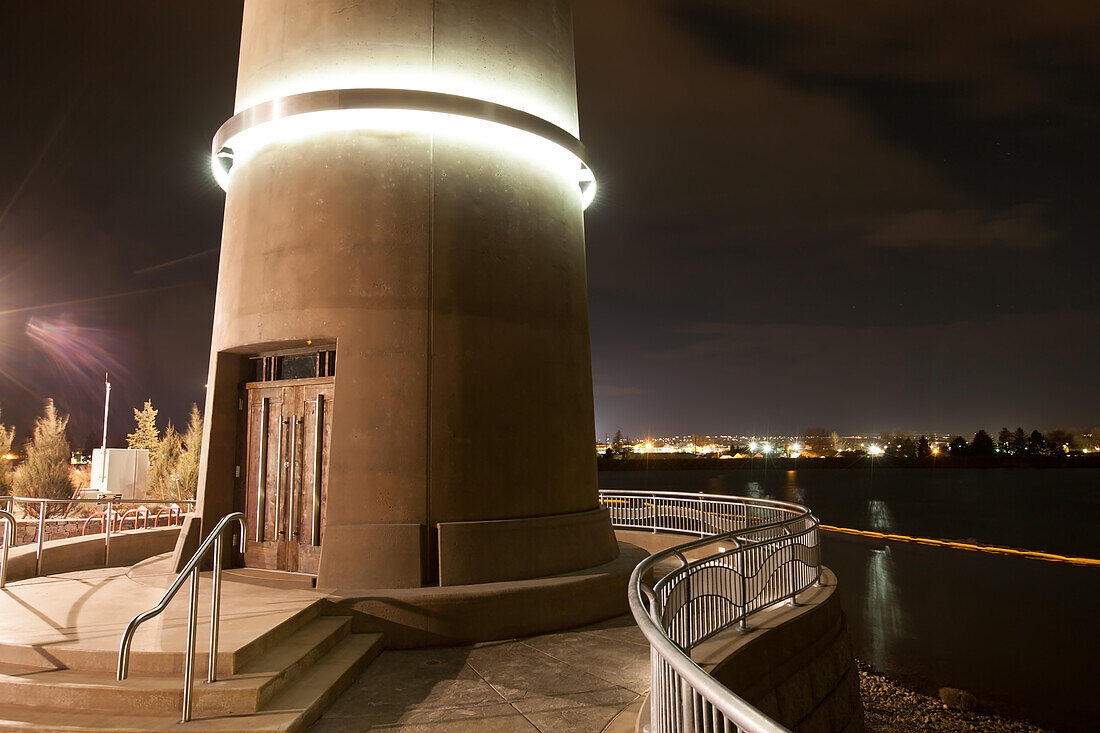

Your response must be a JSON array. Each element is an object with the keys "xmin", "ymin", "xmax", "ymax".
[
  {"xmin": 748, "ymin": 441, "xmax": 758, "ymax": 452},
  {"xmin": 868, "ymin": 445, "xmax": 885, "ymax": 456},
  {"xmin": 762, "ymin": 443, "xmax": 774, "ymax": 454}
]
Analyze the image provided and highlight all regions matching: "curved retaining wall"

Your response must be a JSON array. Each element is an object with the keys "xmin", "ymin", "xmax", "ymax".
[
  {"xmin": 699, "ymin": 570, "xmax": 864, "ymax": 733},
  {"xmin": 2, "ymin": 526, "xmax": 183, "ymax": 583}
]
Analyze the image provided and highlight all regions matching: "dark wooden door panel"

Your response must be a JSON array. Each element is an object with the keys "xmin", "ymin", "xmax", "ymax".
[{"xmin": 240, "ymin": 378, "xmax": 333, "ymax": 575}]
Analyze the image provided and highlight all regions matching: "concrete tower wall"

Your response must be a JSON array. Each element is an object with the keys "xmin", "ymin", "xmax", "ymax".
[{"xmin": 180, "ymin": 0, "xmax": 617, "ymax": 591}]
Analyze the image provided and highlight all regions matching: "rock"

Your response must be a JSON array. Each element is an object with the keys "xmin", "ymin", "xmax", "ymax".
[{"xmin": 939, "ymin": 687, "xmax": 980, "ymax": 712}]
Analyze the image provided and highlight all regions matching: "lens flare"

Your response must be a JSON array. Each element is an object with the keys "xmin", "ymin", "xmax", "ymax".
[{"xmin": 24, "ymin": 317, "xmax": 134, "ymax": 406}]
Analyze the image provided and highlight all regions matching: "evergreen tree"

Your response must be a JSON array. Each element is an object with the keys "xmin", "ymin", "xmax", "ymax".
[
  {"xmin": 898, "ymin": 436, "xmax": 917, "ymax": 458},
  {"xmin": 147, "ymin": 424, "xmax": 182, "ymax": 499},
  {"xmin": 916, "ymin": 435, "xmax": 931, "ymax": 458},
  {"xmin": 1011, "ymin": 427, "xmax": 1028, "ymax": 455},
  {"xmin": 127, "ymin": 400, "xmax": 160, "ymax": 451},
  {"xmin": 970, "ymin": 429, "xmax": 995, "ymax": 456},
  {"xmin": 14, "ymin": 399, "xmax": 75, "ymax": 515},
  {"xmin": 1026, "ymin": 429, "xmax": 1047, "ymax": 455},
  {"xmin": 0, "ymin": 409, "xmax": 14, "ymax": 495},
  {"xmin": 948, "ymin": 435, "xmax": 968, "ymax": 454},
  {"xmin": 174, "ymin": 405, "xmax": 204, "ymax": 499},
  {"xmin": 997, "ymin": 427, "xmax": 1013, "ymax": 454}
]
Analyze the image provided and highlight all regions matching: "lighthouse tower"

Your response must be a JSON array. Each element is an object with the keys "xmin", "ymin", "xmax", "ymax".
[{"xmin": 174, "ymin": 0, "xmax": 617, "ymax": 599}]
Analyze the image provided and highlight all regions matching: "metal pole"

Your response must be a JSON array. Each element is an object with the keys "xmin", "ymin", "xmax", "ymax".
[
  {"xmin": 36, "ymin": 500, "xmax": 46, "ymax": 575},
  {"xmin": 182, "ymin": 567, "xmax": 199, "ymax": 723},
  {"xmin": 208, "ymin": 534, "xmax": 223, "ymax": 683},
  {"xmin": 101, "ymin": 373, "xmax": 111, "ymax": 451},
  {"xmin": 105, "ymin": 499, "xmax": 113, "ymax": 566}
]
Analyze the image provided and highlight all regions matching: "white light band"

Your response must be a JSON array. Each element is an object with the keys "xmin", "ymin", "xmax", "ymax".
[{"xmin": 211, "ymin": 88, "xmax": 596, "ymax": 210}]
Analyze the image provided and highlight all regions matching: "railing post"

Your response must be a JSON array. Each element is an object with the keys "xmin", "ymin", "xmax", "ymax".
[
  {"xmin": 105, "ymin": 499, "xmax": 113, "ymax": 566},
  {"xmin": 734, "ymin": 539, "xmax": 749, "ymax": 632},
  {"xmin": 697, "ymin": 492, "xmax": 705, "ymax": 537},
  {"xmin": 36, "ymin": 500, "xmax": 46, "ymax": 575},
  {"xmin": 208, "ymin": 533, "xmax": 223, "ymax": 683},
  {"xmin": 182, "ymin": 566, "xmax": 200, "ymax": 723},
  {"xmin": 784, "ymin": 525, "xmax": 799, "ymax": 606},
  {"xmin": 0, "ymin": 510, "xmax": 13, "ymax": 589}
]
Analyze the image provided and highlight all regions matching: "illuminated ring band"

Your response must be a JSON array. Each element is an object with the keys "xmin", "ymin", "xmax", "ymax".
[{"xmin": 211, "ymin": 88, "xmax": 596, "ymax": 209}]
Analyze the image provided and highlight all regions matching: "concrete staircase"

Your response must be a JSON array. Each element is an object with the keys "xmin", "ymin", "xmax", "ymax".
[{"xmin": 0, "ymin": 602, "xmax": 382, "ymax": 732}]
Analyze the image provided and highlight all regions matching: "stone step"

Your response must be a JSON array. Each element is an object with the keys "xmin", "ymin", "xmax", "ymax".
[
  {"xmin": 0, "ymin": 633, "xmax": 384, "ymax": 732},
  {"xmin": 0, "ymin": 615, "xmax": 352, "ymax": 717},
  {"xmin": 0, "ymin": 598, "xmax": 322, "ymax": 677}
]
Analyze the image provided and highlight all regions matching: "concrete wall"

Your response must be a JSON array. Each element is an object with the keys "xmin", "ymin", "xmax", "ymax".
[
  {"xmin": 185, "ymin": 0, "xmax": 616, "ymax": 592},
  {"xmin": 699, "ymin": 572, "xmax": 865, "ymax": 733},
  {"xmin": 3, "ymin": 527, "xmax": 182, "ymax": 584}
]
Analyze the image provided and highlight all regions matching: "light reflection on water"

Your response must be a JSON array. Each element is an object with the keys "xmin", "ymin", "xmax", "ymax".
[
  {"xmin": 782, "ymin": 470, "xmax": 807, "ymax": 505},
  {"xmin": 865, "ymin": 499, "xmax": 895, "ymax": 531},
  {"xmin": 864, "ymin": 545, "xmax": 904, "ymax": 668}
]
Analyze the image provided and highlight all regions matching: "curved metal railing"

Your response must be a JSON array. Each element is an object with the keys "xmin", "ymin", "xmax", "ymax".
[
  {"xmin": 0, "ymin": 496, "xmax": 195, "ymax": 576},
  {"xmin": 117, "ymin": 512, "xmax": 247, "ymax": 723},
  {"xmin": 598, "ymin": 489, "xmax": 821, "ymax": 733}
]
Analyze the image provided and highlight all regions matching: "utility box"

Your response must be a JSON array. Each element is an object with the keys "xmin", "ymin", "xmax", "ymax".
[{"xmin": 88, "ymin": 448, "xmax": 149, "ymax": 500}]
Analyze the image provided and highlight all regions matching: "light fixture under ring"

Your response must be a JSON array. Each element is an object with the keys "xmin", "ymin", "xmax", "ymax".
[{"xmin": 211, "ymin": 88, "xmax": 596, "ymax": 209}]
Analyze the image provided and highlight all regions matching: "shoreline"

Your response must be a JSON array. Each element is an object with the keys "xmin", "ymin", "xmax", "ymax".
[{"xmin": 858, "ymin": 661, "xmax": 1050, "ymax": 733}]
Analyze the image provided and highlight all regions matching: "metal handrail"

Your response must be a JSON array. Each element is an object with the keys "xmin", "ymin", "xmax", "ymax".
[
  {"xmin": 117, "ymin": 512, "xmax": 247, "ymax": 723},
  {"xmin": 599, "ymin": 489, "xmax": 821, "ymax": 733},
  {"xmin": 0, "ymin": 510, "xmax": 14, "ymax": 589}
]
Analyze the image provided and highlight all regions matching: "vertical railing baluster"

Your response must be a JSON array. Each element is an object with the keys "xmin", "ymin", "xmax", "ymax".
[{"xmin": 182, "ymin": 566, "xmax": 199, "ymax": 723}]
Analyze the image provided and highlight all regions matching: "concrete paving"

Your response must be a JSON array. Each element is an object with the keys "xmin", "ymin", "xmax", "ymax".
[{"xmin": 312, "ymin": 615, "xmax": 651, "ymax": 732}]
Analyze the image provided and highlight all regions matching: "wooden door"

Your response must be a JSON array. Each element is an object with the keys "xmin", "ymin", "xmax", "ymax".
[{"xmin": 242, "ymin": 377, "xmax": 333, "ymax": 574}]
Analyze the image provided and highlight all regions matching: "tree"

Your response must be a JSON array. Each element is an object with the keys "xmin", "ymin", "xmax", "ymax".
[
  {"xmin": 127, "ymin": 400, "xmax": 160, "ymax": 451},
  {"xmin": 0, "ymin": 409, "xmax": 14, "ymax": 495},
  {"xmin": 997, "ymin": 428, "xmax": 1013, "ymax": 454},
  {"xmin": 14, "ymin": 399, "xmax": 75, "ymax": 515},
  {"xmin": 147, "ymin": 425, "xmax": 183, "ymax": 499},
  {"xmin": 174, "ymin": 405, "xmax": 204, "ymax": 499},
  {"xmin": 916, "ymin": 435, "xmax": 931, "ymax": 458},
  {"xmin": 897, "ymin": 436, "xmax": 917, "ymax": 458},
  {"xmin": 948, "ymin": 436, "xmax": 968, "ymax": 455},
  {"xmin": 970, "ymin": 429, "xmax": 995, "ymax": 456},
  {"xmin": 1044, "ymin": 430, "xmax": 1077, "ymax": 453},
  {"xmin": 802, "ymin": 427, "xmax": 836, "ymax": 456},
  {"xmin": 1026, "ymin": 429, "xmax": 1047, "ymax": 455}
]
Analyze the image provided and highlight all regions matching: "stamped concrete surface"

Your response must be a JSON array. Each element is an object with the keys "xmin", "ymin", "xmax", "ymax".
[{"xmin": 311, "ymin": 615, "xmax": 651, "ymax": 732}]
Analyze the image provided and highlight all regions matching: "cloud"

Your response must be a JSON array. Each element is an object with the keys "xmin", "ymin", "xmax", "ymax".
[{"xmin": 864, "ymin": 204, "xmax": 1055, "ymax": 249}]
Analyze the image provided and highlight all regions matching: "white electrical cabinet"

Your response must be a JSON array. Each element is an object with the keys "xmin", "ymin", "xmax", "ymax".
[{"xmin": 88, "ymin": 448, "xmax": 149, "ymax": 500}]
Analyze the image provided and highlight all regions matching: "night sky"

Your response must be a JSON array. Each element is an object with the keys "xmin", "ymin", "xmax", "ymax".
[{"xmin": 1, "ymin": 1, "xmax": 1097, "ymax": 445}]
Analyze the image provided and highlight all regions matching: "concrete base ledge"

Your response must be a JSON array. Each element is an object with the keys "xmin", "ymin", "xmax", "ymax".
[
  {"xmin": 2, "ymin": 526, "xmax": 182, "ymax": 583},
  {"xmin": 323, "ymin": 541, "xmax": 648, "ymax": 648},
  {"xmin": 438, "ymin": 507, "xmax": 620, "ymax": 586}
]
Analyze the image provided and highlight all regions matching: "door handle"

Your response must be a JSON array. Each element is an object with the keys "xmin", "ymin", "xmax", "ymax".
[
  {"xmin": 255, "ymin": 397, "xmax": 269, "ymax": 542},
  {"xmin": 288, "ymin": 417, "xmax": 302, "ymax": 538},
  {"xmin": 274, "ymin": 417, "xmax": 287, "ymax": 536}
]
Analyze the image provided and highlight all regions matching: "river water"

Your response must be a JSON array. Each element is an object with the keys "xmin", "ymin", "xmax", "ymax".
[{"xmin": 598, "ymin": 467, "xmax": 1100, "ymax": 731}]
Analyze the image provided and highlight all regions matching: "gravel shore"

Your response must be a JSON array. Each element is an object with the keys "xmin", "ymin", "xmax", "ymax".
[{"xmin": 858, "ymin": 661, "xmax": 1048, "ymax": 733}]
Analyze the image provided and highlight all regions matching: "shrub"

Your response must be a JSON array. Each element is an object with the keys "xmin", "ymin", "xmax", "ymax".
[{"xmin": 14, "ymin": 399, "xmax": 75, "ymax": 516}]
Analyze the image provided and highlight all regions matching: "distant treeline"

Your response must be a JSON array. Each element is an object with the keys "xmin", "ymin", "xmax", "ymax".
[{"xmin": 598, "ymin": 454, "xmax": 1100, "ymax": 471}]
